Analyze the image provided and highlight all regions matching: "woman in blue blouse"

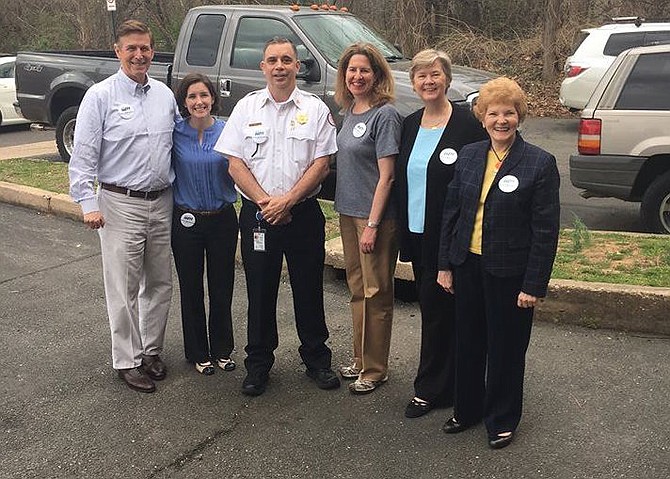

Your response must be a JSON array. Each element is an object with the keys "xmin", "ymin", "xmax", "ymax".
[{"xmin": 172, "ymin": 73, "xmax": 238, "ymax": 375}]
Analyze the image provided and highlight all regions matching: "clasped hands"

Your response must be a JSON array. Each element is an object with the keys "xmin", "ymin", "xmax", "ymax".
[{"xmin": 258, "ymin": 195, "xmax": 294, "ymax": 225}]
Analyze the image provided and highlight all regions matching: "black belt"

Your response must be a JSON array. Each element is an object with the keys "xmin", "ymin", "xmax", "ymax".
[
  {"xmin": 176, "ymin": 204, "xmax": 232, "ymax": 216},
  {"xmin": 100, "ymin": 182, "xmax": 167, "ymax": 200}
]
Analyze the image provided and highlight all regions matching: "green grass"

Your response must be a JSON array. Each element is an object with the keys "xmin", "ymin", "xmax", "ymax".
[
  {"xmin": 1, "ymin": 158, "xmax": 669, "ymax": 287},
  {"xmin": 0, "ymin": 159, "xmax": 70, "ymax": 194},
  {"xmin": 552, "ymin": 230, "xmax": 670, "ymax": 287}
]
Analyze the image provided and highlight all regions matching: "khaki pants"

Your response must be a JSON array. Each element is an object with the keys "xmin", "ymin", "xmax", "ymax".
[
  {"xmin": 339, "ymin": 215, "xmax": 398, "ymax": 382},
  {"xmin": 98, "ymin": 188, "xmax": 173, "ymax": 370}
]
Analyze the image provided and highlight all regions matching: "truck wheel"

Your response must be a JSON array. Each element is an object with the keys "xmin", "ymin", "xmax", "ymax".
[
  {"xmin": 640, "ymin": 171, "xmax": 670, "ymax": 234},
  {"xmin": 55, "ymin": 106, "xmax": 78, "ymax": 163}
]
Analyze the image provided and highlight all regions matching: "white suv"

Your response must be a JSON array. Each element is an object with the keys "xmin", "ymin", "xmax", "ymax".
[{"xmin": 559, "ymin": 18, "xmax": 670, "ymax": 111}]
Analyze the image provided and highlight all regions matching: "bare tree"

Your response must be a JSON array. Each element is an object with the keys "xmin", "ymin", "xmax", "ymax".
[{"xmin": 542, "ymin": 0, "xmax": 562, "ymax": 81}]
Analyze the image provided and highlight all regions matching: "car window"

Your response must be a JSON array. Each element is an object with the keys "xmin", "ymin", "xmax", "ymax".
[
  {"xmin": 295, "ymin": 14, "xmax": 402, "ymax": 65},
  {"xmin": 644, "ymin": 31, "xmax": 670, "ymax": 46},
  {"xmin": 186, "ymin": 14, "xmax": 226, "ymax": 67},
  {"xmin": 0, "ymin": 61, "xmax": 14, "ymax": 78},
  {"xmin": 615, "ymin": 52, "xmax": 670, "ymax": 110},
  {"xmin": 570, "ymin": 31, "xmax": 590, "ymax": 55},
  {"xmin": 603, "ymin": 32, "xmax": 646, "ymax": 56},
  {"xmin": 231, "ymin": 17, "xmax": 315, "ymax": 72}
]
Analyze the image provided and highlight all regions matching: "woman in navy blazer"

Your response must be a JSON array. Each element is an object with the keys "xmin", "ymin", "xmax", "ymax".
[
  {"xmin": 395, "ymin": 49, "xmax": 486, "ymax": 418},
  {"xmin": 437, "ymin": 77, "xmax": 560, "ymax": 449}
]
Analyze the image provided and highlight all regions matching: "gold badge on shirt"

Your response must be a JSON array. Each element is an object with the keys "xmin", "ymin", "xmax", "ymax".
[{"xmin": 295, "ymin": 112, "xmax": 308, "ymax": 125}]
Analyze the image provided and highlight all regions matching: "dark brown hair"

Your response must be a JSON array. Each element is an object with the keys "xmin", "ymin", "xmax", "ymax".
[{"xmin": 174, "ymin": 73, "xmax": 219, "ymax": 118}]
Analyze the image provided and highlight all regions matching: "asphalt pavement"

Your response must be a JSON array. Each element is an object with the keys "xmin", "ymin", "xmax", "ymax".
[{"xmin": 1, "ymin": 201, "xmax": 668, "ymax": 479}]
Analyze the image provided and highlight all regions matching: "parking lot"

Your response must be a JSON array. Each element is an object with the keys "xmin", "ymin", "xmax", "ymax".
[{"xmin": 1, "ymin": 201, "xmax": 668, "ymax": 478}]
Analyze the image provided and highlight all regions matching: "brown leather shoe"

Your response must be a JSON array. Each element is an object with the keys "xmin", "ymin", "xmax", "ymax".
[
  {"xmin": 118, "ymin": 367, "xmax": 155, "ymax": 393},
  {"xmin": 141, "ymin": 354, "xmax": 167, "ymax": 381}
]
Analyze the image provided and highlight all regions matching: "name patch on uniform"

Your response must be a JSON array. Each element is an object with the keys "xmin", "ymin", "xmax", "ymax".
[{"xmin": 245, "ymin": 123, "xmax": 268, "ymax": 144}]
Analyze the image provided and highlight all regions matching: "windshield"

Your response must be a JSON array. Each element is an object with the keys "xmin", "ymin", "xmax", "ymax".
[{"xmin": 294, "ymin": 14, "xmax": 404, "ymax": 66}]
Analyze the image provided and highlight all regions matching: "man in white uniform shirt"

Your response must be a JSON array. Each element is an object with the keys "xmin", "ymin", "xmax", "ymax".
[
  {"xmin": 68, "ymin": 20, "xmax": 178, "ymax": 393},
  {"xmin": 214, "ymin": 37, "xmax": 339, "ymax": 396}
]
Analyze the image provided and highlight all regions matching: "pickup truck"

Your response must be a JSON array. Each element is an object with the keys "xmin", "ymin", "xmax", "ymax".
[{"xmin": 15, "ymin": 4, "xmax": 494, "ymax": 174}]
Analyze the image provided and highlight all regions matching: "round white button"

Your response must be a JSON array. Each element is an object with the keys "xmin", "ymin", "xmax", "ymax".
[
  {"xmin": 439, "ymin": 148, "xmax": 458, "ymax": 165},
  {"xmin": 180, "ymin": 212, "xmax": 196, "ymax": 227},
  {"xmin": 352, "ymin": 122, "xmax": 367, "ymax": 138},
  {"xmin": 498, "ymin": 175, "xmax": 519, "ymax": 193}
]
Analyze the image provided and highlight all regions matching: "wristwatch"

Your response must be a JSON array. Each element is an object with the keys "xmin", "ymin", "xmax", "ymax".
[{"xmin": 367, "ymin": 220, "xmax": 379, "ymax": 229}]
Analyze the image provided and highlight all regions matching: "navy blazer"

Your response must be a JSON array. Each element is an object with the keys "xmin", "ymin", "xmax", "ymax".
[
  {"xmin": 395, "ymin": 103, "xmax": 486, "ymax": 268},
  {"xmin": 437, "ymin": 134, "xmax": 560, "ymax": 297}
]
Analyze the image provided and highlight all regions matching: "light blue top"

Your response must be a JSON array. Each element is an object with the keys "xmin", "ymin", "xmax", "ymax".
[
  {"xmin": 407, "ymin": 126, "xmax": 445, "ymax": 233},
  {"xmin": 172, "ymin": 118, "xmax": 237, "ymax": 210},
  {"xmin": 68, "ymin": 69, "xmax": 179, "ymax": 214}
]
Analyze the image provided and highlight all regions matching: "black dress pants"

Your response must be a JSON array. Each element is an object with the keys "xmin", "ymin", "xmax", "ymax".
[
  {"xmin": 452, "ymin": 253, "xmax": 533, "ymax": 438},
  {"xmin": 408, "ymin": 233, "xmax": 456, "ymax": 406},
  {"xmin": 171, "ymin": 206, "xmax": 238, "ymax": 363},
  {"xmin": 239, "ymin": 197, "xmax": 332, "ymax": 379}
]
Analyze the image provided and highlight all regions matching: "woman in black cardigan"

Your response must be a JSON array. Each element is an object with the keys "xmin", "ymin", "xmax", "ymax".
[{"xmin": 395, "ymin": 49, "xmax": 486, "ymax": 418}]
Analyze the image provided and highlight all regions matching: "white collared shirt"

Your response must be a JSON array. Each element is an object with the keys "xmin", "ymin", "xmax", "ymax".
[
  {"xmin": 68, "ymin": 69, "xmax": 179, "ymax": 213},
  {"xmin": 214, "ymin": 87, "xmax": 337, "ymax": 198}
]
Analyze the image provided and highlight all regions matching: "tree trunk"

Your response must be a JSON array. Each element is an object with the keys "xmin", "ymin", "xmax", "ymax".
[{"xmin": 542, "ymin": 0, "xmax": 561, "ymax": 81}]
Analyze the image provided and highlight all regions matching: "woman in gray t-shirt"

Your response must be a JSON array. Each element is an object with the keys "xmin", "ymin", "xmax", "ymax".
[{"xmin": 333, "ymin": 42, "xmax": 402, "ymax": 395}]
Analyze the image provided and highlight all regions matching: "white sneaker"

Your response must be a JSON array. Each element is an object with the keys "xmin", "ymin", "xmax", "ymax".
[
  {"xmin": 338, "ymin": 364, "xmax": 361, "ymax": 379},
  {"xmin": 348, "ymin": 376, "xmax": 388, "ymax": 395}
]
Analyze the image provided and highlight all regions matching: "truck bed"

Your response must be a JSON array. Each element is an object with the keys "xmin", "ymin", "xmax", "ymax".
[{"xmin": 15, "ymin": 50, "xmax": 173, "ymax": 124}]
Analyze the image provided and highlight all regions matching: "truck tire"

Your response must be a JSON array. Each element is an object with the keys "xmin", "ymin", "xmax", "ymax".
[
  {"xmin": 55, "ymin": 106, "xmax": 78, "ymax": 163},
  {"xmin": 640, "ymin": 171, "xmax": 670, "ymax": 234}
]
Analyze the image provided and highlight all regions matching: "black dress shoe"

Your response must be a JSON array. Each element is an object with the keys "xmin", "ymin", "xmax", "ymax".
[
  {"xmin": 118, "ymin": 367, "xmax": 155, "ymax": 393},
  {"xmin": 306, "ymin": 368, "xmax": 341, "ymax": 390},
  {"xmin": 241, "ymin": 375, "xmax": 268, "ymax": 397},
  {"xmin": 489, "ymin": 432, "xmax": 514, "ymax": 449},
  {"xmin": 442, "ymin": 417, "xmax": 471, "ymax": 434},
  {"xmin": 404, "ymin": 398, "xmax": 433, "ymax": 418},
  {"xmin": 142, "ymin": 354, "xmax": 167, "ymax": 381}
]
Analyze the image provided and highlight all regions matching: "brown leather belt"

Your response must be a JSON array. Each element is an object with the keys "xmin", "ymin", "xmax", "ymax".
[{"xmin": 100, "ymin": 182, "xmax": 167, "ymax": 200}]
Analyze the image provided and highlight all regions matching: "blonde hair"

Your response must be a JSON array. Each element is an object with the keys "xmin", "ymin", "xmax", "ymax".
[
  {"xmin": 473, "ymin": 77, "xmax": 528, "ymax": 122},
  {"xmin": 334, "ymin": 42, "xmax": 395, "ymax": 110},
  {"xmin": 409, "ymin": 49, "xmax": 452, "ymax": 84}
]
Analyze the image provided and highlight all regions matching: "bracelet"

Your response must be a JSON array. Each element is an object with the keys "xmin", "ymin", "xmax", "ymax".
[{"xmin": 367, "ymin": 220, "xmax": 379, "ymax": 229}]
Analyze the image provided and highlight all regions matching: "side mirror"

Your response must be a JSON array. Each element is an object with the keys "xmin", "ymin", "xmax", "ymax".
[{"xmin": 298, "ymin": 58, "xmax": 321, "ymax": 83}]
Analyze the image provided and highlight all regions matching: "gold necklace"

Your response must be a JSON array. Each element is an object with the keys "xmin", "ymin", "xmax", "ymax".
[{"xmin": 421, "ymin": 105, "xmax": 451, "ymax": 129}]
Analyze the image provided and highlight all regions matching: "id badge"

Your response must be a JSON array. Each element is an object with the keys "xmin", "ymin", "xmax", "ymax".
[{"xmin": 253, "ymin": 227, "xmax": 266, "ymax": 252}]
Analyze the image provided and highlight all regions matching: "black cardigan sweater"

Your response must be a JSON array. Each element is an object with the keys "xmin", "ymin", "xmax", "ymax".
[{"xmin": 395, "ymin": 102, "xmax": 487, "ymax": 268}]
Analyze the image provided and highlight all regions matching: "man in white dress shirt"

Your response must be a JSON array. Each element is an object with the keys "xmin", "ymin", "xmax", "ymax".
[
  {"xmin": 68, "ymin": 20, "xmax": 178, "ymax": 393},
  {"xmin": 214, "ymin": 37, "xmax": 339, "ymax": 396}
]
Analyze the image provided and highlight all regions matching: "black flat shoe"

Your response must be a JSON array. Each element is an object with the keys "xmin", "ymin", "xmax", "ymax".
[
  {"xmin": 442, "ymin": 417, "xmax": 470, "ymax": 434},
  {"xmin": 404, "ymin": 398, "xmax": 433, "ymax": 418},
  {"xmin": 488, "ymin": 432, "xmax": 514, "ymax": 449}
]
